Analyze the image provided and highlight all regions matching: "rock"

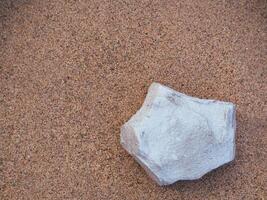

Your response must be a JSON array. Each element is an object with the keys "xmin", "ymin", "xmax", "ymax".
[{"xmin": 120, "ymin": 82, "xmax": 236, "ymax": 186}]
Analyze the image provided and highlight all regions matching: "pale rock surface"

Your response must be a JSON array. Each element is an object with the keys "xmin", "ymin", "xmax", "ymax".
[{"xmin": 121, "ymin": 82, "xmax": 236, "ymax": 186}]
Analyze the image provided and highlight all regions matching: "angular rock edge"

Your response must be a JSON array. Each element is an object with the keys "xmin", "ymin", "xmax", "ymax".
[{"xmin": 120, "ymin": 82, "xmax": 236, "ymax": 186}]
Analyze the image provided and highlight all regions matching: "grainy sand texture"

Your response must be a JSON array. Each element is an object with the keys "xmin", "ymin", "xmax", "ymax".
[{"xmin": 0, "ymin": 0, "xmax": 266, "ymax": 199}]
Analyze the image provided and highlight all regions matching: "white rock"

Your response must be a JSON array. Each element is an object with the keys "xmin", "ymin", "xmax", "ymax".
[{"xmin": 121, "ymin": 82, "xmax": 236, "ymax": 186}]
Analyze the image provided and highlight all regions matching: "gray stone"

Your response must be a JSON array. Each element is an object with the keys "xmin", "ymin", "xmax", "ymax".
[{"xmin": 120, "ymin": 82, "xmax": 236, "ymax": 185}]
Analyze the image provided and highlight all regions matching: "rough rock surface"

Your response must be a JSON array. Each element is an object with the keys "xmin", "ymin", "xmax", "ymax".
[{"xmin": 121, "ymin": 83, "xmax": 236, "ymax": 186}]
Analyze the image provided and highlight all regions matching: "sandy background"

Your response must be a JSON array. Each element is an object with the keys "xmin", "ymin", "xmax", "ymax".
[{"xmin": 0, "ymin": 0, "xmax": 266, "ymax": 199}]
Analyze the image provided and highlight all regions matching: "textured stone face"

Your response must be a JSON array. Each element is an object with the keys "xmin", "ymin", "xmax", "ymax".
[{"xmin": 121, "ymin": 83, "xmax": 236, "ymax": 186}]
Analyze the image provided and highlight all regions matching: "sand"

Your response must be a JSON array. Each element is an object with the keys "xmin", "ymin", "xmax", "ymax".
[{"xmin": 0, "ymin": 0, "xmax": 266, "ymax": 199}]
